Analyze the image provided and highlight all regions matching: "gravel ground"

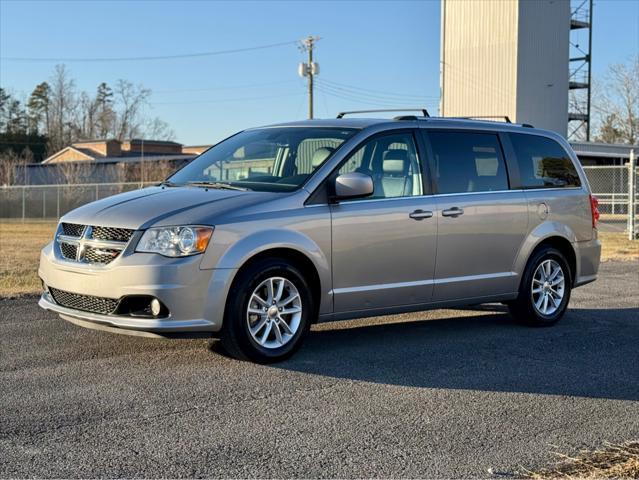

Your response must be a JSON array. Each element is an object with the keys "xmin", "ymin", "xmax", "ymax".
[{"xmin": 1, "ymin": 261, "xmax": 638, "ymax": 478}]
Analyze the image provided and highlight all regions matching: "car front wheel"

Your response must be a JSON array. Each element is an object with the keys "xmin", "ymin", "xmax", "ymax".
[{"xmin": 220, "ymin": 257, "xmax": 314, "ymax": 363}]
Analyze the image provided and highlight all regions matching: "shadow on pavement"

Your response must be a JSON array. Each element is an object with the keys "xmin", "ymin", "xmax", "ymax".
[{"xmin": 274, "ymin": 307, "xmax": 639, "ymax": 401}]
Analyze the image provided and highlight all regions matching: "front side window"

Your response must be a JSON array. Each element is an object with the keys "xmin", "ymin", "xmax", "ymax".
[
  {"xmin": 169, "ymin": 127, "xmax": 357, "ymax": 192},
  {"xmin": 428, "ymin": 131, "xmax": 509, "ymax": 194},
  {"xmin": 509, "ymin": 133, "xmax": 581, "ymax": 189},
  {"xmin": 336, "ymin": 132, "xmax": 423, "ymax": 200}
]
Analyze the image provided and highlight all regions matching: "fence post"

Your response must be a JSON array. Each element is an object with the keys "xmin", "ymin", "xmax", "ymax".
[
  {"xmin": 43, "ymin": 189, "xmax": 46, "ymax": 219},
  {"xmin": 629, "ymin": 150, "xmax": 637, "ymax": 241},
  {"xmin": 56, "ymin": 186, "xmax": 60, "ymax": 219},
  {"xmin": 96, "ymin": 184, "xmax": 99, "ymax": 201},
  {"xmin": 21, "ymin": 187, "xmax": 25, "ymax": 223}
]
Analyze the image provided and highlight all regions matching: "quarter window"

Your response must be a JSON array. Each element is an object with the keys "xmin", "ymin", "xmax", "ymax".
[
  {"xmin": 427, "ymin": 132, "xmax": 509, "ymax": 194},
  {"xmin": 509, "ymin": 133, "xmax": 581, "ymax": 188},
  {"xmin": 337, "ymin": 133, "xmax": 423, "ymax": 199}
]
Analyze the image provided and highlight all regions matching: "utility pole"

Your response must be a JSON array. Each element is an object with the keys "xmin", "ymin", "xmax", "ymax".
[{"xmin": 298, "ymin": 36, "xmax": 320, "ymax": 119}]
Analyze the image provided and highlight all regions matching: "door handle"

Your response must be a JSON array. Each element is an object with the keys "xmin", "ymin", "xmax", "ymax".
[
  {"xmin": 409, "ymin": 209, "xmax": 433, "ymax": 220},
  {"xmin": 442, "ymin": 207, "xmax": 464, "ymax": 218}
]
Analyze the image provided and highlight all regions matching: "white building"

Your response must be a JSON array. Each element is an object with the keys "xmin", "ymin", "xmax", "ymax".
[{"xmin": 440, "ymin": 0, "xmax": 570, "ymax": 136}]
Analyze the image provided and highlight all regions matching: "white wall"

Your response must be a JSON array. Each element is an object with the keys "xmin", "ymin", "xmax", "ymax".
[
  {"xmin": 440, "ymin": 0, "xmax": 570, "ymax": 136},
  {"xmin": 516, "ymin": 0, "xmax": 569, "ymax": 135}
]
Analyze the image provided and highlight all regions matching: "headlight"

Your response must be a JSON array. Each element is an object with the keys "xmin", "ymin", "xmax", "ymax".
[{"xmin": 136, "ymin": 226, "xmax": 213, "ymax": 257}]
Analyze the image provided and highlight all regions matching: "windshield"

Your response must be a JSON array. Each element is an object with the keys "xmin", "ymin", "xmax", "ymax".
[{"xmin": 169, "ymin": 127, "xmax": 358, "ymax": 192}]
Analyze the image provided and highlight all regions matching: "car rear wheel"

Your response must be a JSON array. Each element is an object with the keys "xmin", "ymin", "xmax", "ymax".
[
  {"xmin": 220, "ymin": 257, "xmax": 314, "ymax": 363},
  {"xmin": 508, "ymin": 246, "xmax": 572, "ymax": 326}
]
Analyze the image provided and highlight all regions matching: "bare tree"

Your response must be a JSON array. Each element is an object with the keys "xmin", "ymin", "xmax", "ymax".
[
  {"xmin": 593, "ymin": 56, "xmax": 639, "ymax": 145},
  {"xmin": 0, "ymin": 150, "xmax": 21, "ymax": 185},
  {"xmin": 57, "ymin": 160, "xmax": 96, "ymax": 185},
  {"xmin": 79, "ymin": 91, "xmax": 98, "ymax": 140},
  {"xmin": 48, "ymin": 65, "xmax": 78, "ymax": 152},
  {"xmin": 147, "ymin": 159, "xmax": 179, "ymax": 182},
  {"xmin": 0, "ymin": 147, "xmax": 32, "ymax": 186},
  {"xmin": 113, "ymin": 80, "xmax": 150, "ymax": 140},
  {"xmin": 143, "ymin": 117, "xmax": 176, "ymax": 141}
]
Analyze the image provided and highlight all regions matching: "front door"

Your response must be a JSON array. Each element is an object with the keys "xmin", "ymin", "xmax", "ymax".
[
  {"xmin": 424, "ymin": 130, "xmax": 528, "ymax": 301},
  {"xmin": 330, "ymin": 131, "xmax": 438, "ymax": 313}
]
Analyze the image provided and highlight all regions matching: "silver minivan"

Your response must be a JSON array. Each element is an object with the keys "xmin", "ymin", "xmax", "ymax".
[{"xmin": 39, "ymin": 113, "xmax": 601, "ymax": 362}]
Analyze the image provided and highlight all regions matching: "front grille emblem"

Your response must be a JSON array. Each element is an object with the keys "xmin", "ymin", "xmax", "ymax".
[
  {"xmin": 76, "ymin": 226, "xmax": 93, "ymax": 261},
  {"xmin": 56, "ymin": 223, "xmax": 132, "ymax": 265}
]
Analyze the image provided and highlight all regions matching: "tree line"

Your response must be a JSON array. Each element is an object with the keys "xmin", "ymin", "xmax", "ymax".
[
  {"xmin": 0, "ymin": 64, "xmax": 175, "ymax": 184},
  {"xmin": 591, "ymin": 56, "xmax": 638, "ymax": 145}
]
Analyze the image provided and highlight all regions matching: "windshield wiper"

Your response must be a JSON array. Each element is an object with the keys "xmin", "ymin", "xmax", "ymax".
[
  {"xmin": 158, "ymin": 180, "xmax": 182, "ymax": 187},
  {"xmin": 185, "ymin": 181, "xmax": 249, "ymax": 191}
]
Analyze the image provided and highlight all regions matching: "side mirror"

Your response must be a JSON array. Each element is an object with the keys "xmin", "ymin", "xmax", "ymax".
[{"xmin": 334, "ymin": 172, "xmax": 374, "ymax": 200}]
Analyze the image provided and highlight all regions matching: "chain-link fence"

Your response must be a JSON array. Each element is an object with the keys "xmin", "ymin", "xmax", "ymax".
[
  {"xmin": 583, "ymin": 164, "xmax": 638, "ymax": 238},
  {"xmin": 2, "ymin": 165, "xmax": 638, "ymax": 238},
  {"xmin": 0, "ymin": 182, "xmax": 156, "ymax": 221}
]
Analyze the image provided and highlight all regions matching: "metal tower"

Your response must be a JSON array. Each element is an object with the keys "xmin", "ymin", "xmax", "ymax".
[{"xmin": 568, "ymin": 0, "xmax": 593, "ymax": 140}]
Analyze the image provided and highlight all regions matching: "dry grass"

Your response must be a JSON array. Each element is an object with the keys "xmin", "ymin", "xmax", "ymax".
[
  {"xmin": 0, "ymin": 222, "xmax": 637, "ymax": 298},
  {"xmin": 527, "ymin": 442, "xmax": 639, "ymax": 479},
  {"xmin": 599, "ymin": 232, "xmax": 639, "ymax": 262},
  {"xmin": 0, "ymin": 221, "xmax": 56, "ymax": 297}
]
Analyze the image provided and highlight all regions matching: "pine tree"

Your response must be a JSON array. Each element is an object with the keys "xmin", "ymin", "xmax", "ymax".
[
  {"xmin": 27, "ymin": 82, "xmax": 51, "ymax": 134},
  {"xmin": 95, "ymin": 82, "xmax": 115, "ymax": 138}
]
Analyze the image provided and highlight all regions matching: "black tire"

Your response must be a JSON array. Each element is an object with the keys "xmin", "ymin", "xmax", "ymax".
[
  {"xmin": 508, "ymin": 247, "xmax": 572, "ymax": 327},
  {"xmin": 220, "ymin": 257, "xmax": 314, "ymax": 363}
]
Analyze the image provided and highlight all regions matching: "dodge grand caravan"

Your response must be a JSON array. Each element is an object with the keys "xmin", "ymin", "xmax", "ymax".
[{"xmin": 39, "ymin": 112, "xmax": 601, "ymax": 362}]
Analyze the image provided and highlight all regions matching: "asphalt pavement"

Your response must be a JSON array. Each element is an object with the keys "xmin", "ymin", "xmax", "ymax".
[{"xmin": 1, "ymin": 261, "xmax": 638, "ymax": 478}]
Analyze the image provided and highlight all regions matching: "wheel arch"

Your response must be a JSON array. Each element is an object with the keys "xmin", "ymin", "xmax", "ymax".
[
  {"xmin": 516, "ymin": 232, "xmax": 577, "ymax": 289},
  {"xmin": 216, "ymin": 228, "xmax": 330, "ymax": 320},
  {"xmin": 230, "ymin": 247, "xmax": 322, "ymax": 318}
]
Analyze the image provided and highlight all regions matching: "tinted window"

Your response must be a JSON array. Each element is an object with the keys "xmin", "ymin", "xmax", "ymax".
[
  {"xmin": 428, "ymin": 132, "xmax": 508, "ymax": 194},
  {"xmin": 510, "ymin": 133, "xmax": 581, "ymax": 188},
  {"xmin": 337, "ymin": 132, "xmax": 423, "ymax": 199}
]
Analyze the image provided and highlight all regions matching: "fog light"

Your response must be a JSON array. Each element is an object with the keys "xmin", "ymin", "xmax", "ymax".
[{"xmin": 150, "ymin": 298, "xmax": 161, "ymax": 317}]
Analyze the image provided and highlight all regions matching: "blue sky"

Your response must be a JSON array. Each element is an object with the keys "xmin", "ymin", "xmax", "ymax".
[{"xmin": 1, "ymin": 0, "xmax": 637, "ymax": 145}]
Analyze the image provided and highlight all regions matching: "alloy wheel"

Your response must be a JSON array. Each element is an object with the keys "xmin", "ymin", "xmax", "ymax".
[
  {"xmin": 246, "ymin": 276, "xmax": 303, "ymax": 349},
  {"xmin": 531, "ymin": 259, "xmax": 565, "ymax": 316}
]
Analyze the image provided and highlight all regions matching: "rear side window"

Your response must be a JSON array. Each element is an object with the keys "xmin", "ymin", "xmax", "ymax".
[
  {"xmin": 427, "ymin": 131, "xmax": 509, "ymax": 194},
  {"xmin": 509, "ymin": 133, "xmax": 581, "ymax": 189}
]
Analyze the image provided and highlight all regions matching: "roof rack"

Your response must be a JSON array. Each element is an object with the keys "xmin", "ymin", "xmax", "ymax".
[
  {"xmin": 336, "ymin": 108, "xmax": 430, "ymax": 119},
  {"xmin": 453, "ymin": 116, "xmax": 512, "ymax": 123}
]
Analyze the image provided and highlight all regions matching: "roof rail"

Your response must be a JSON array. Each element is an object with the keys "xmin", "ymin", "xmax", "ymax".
[
  {"xmin": 453, "ymin": 115, "xmax": 512, "ymax": 123},
  {"xmin": 337, "ymin": 108, "xmax": 430, "ymax": 119}
]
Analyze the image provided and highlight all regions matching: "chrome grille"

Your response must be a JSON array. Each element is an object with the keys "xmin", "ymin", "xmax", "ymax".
[
  {"xmin": 49, "ymin": 287, "xmax": 119, "ymax": 315},
  {"xmin": 56, "ymin": 223, "xmax": 133, "ymax": 265},
  {"xmin": 92, "ymin": 226, "xmax": 134, "ymax": 242},
  {"xmin": 60, "ymin": 243, "xmax": 78, "ymax": 260},
  {"xmin": 61, "ymin": 223, "xmax": 85, "ymax": 237},
  {"xmin": 84, "ymin": 246, "xmax": 120, "ymax": 264}
]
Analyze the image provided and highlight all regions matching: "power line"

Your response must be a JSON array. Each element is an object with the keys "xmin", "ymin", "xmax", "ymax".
[
  {"xmin": 153, "ymin": 80, "xmax": 297, "ymax": 95},
  {"xmin": 1, "ymin": 40, "xmax": 299, "ymax": 63},
  {"xmin": 320, "ymin": 77, "xmax": 438, "ymax": 100},
  {"xmin": 316, "ymin": 85, "xmax": 437, "ymax": 109},
  {"xmin": 150, "ymin": 92, "xmax": 304, "ymax": 106},
  {"xmin": 316, "ymin": 79, "xmax": 434, "ymax": 104}
]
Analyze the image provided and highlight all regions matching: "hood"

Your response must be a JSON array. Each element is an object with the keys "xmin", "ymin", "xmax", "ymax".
[{"xmin": 61, "ymin": 186, "xmax": 280, "ymax": 229}]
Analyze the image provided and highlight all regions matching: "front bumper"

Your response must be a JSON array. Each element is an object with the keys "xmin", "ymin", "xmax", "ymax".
[{"xmin": 38, "ymin": 242, "xmax": 236, "ymax": 336}]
